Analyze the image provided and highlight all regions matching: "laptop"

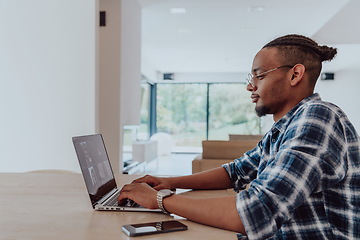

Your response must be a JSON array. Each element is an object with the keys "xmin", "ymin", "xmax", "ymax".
[{"xmin": 72, "ymin": 134, "xmax": 161, "ymax": 212}]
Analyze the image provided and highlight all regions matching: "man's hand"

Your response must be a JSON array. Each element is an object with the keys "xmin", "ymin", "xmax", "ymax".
[
  {"xmin": 117, "ymin": 172, "xmax": 245, "ymax": 234},
  {"xmin": 118, "ymin": 182, "xmax": 158, "ymax": 209},
  {"xmin": 131, "ymin": 175, "xmax": 173, "ymax": 191}
]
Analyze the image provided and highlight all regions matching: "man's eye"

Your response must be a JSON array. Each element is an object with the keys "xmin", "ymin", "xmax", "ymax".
[{"xmin": 256, "ymin": 74, "xmax": 265, "ymax": 80}]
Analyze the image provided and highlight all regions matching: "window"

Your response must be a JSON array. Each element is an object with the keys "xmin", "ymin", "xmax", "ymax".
[
  {"xmin": 153, "ymin": 82, "xmax": 260, "ymax": 150},
  {"xmin": 138, "ymin": 82, "xmax": 150, "ymax": 141},
  {"xmin": 208, "ymin": 83, "xmax": 260, "ymax": 140},
  {"xmin": 156, "ymin": 83, "xmax": 207, "ymax": 149}
]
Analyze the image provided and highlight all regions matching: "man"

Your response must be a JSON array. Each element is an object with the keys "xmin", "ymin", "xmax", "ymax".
[{"xmin": 118, "ymin": 34, "xmax": 360, "ymax": 239}]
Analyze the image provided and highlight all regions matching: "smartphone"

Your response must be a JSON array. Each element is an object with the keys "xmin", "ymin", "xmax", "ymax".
[{"xmin": 122, "ymin": 220, "xmax": 188, "ymax": 237}]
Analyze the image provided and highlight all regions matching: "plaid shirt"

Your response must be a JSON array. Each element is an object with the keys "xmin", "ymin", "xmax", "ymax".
[{"xmin": 224, "ymin": 93, "xmax": 360, "ymax": 240}]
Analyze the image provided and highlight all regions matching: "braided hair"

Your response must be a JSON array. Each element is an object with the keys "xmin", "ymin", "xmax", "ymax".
[{"xmin": 263, "ymin": 34, "xmax": 337, "ymax": 84}]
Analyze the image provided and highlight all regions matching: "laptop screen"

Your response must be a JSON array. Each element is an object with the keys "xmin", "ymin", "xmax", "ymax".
[{"xmin": 73, "ymin": 134, "xmax": 117, "ymax": 206}]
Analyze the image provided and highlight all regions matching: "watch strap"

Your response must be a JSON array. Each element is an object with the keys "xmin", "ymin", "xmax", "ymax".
[{"xmin": 157, "ymin": 190, "xmax": 174, "ymax": 214}]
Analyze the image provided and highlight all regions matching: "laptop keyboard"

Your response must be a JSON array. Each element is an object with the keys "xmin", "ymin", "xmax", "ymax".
[
  {"xmin": 106, "ymin": 193, "xmax": 139, "ymax": 207},
  {"xmin": 107, "ymin": 195, "xmax": 120, "ymax": 206},
  {"xmin": 122, "ymin": 199, "xmax": 139, "ymax": 207}
]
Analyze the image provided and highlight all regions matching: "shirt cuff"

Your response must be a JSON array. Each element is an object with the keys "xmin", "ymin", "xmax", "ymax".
[{"xmin": 235, "ymin": 188, "xmax": 278, "ymax": 240}]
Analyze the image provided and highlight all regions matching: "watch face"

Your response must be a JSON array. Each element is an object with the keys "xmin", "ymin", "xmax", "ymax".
[{"xmin": 159, "ymin": 189, "xmax": 173, "ymax": 196}]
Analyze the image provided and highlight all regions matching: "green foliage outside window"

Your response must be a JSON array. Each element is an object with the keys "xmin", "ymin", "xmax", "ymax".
[{"xmin": 154, "ymin": 83, "xmax": 260, "ymax": 147}]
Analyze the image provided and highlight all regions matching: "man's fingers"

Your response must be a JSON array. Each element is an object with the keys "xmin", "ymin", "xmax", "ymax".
[
  {"xmin": 118, "ymin": 192, "xmax": 129, "ymax": 204},
  {"xmin": 118, "ymin": 184, "xmax": 135, "ymax": 204},
  {"xmin": 132, "ymin": 175, "xmax": 151, "ymax": 183},
  {"xmin": 132, "ymin": 176, "xmax": 158, "ymax": 188},
  {"xmin": 120, "ymin": 183, "xmax": 133, "ymax": 192}
]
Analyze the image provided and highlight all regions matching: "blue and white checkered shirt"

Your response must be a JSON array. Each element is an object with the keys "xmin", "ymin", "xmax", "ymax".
[{"xmin": 224, "ymin": 93, "xmax": 360, "ymax": 240}]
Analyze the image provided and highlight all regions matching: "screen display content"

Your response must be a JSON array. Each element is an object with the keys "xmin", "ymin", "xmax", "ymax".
[{"xmin": 73, "ymin": 135, "xmax": 116, "ymax": 205}]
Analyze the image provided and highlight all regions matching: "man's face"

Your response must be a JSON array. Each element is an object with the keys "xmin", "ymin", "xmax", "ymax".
[{"xmin": 247, "ymin": 47, "xmax": 292, "ymax": 118}]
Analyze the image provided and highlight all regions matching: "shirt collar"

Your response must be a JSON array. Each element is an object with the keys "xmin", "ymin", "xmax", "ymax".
[{"xmin": 271, "ymin": 93, "xmax": 322, "ymax": 133}]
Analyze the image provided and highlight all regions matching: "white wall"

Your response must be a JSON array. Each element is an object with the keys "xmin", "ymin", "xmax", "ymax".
[
  {"xmin": 99, "ymin": 0, "xmax": 141, "ymax": 177},
  {"xmin": 0, "ymin": 0, "xmax": 98, "ymax": 172},
  {"xmin": 316, "ymin": 70, "xmax": 360, "ymax": 131},
  {"xmin": 0, "ymin": 0, "xmax": 142, "ymax": 174},
  {"xmin": 120, "ymin": 0, "xmax": 141, "ymax": 126},
  {"xmin": 98, "ymin": 0, "xmax": 122, "ymax": 177}
]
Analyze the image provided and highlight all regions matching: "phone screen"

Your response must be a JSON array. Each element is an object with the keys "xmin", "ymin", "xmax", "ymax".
[{"xmin": 122, "ymin": 220, "xmax": 188, "ymax": 237}]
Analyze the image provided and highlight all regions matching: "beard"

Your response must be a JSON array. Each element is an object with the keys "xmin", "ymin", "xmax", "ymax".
[{"xmin": 255, "ymin": 105, "xmax": 270, "ymax": 117}]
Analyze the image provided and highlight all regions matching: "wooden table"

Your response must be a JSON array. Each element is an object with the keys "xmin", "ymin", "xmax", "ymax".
[{"xmin": 0, "ymin": 172, "xmax": 237, "ymax": 239}]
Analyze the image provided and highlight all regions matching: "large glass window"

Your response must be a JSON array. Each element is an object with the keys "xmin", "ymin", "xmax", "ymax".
[
  {"xmin": 208, "ymin": 83, "xmax": 260, "ymax": 140},
  {"xmin": 155, "ymin": 83, "xmax": 260, "ymax": 150},
  {"xmin": 156, "ymin": 83, "xmax": 207, "ymax": 148},
  {"xmin": 138, "ymin": 82, "xmax": 150, "ymax": 140}
]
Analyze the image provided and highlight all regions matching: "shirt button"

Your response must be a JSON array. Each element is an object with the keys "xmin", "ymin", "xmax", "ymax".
[{"xmin": 272, "ymin": 138, "xmax": 276, "ymax": 143}]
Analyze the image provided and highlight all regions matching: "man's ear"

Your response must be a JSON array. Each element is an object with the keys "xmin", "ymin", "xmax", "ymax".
[{"xmin": 289, "ymin": 64, "xmax": 305, "ymax": 87}]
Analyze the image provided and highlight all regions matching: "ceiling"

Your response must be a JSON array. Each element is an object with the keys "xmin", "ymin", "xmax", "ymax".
[{"xmin": 137, "ymin": 0, "xmax": 360, "ymax": 79}]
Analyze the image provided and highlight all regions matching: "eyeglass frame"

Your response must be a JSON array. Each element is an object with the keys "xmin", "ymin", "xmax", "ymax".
[{"xmin": 246, "ymin": 65, "xmax": 294, "ymax": 87}]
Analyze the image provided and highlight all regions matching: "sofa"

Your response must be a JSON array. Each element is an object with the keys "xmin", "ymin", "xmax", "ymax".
[{"xmin": 192, "ymin": 135, "xmax": 263, "ymax": 173}]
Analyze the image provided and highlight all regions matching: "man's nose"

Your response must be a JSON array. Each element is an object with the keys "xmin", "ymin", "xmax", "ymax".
[{"xmin": 246, "ymin": 82, "xmax": 256, "ymax": 92}]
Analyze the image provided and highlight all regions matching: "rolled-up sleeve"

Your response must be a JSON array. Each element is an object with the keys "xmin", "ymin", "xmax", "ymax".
[
  {"xmin": 223, "ymin": 144, "xmax": 262, "ymax": 192},
  {"xmin": 234, "ymin": 149, "xmax": 322, "ymax": 239}
]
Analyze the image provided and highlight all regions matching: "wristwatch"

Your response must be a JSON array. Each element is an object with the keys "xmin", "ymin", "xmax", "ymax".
[{"xmin": 157, "ymin": 189, "xmax": 174, "ymax": 214}]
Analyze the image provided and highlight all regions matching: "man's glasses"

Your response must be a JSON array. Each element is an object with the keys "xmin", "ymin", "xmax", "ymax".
[{"xmin": 246, "ymin": 65, "xmax": 294, "ymax": 87}]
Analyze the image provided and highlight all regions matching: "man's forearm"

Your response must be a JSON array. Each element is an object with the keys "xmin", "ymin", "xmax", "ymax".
[
  {"xmin": 163, "ymin": 194, "xmax": 245, "ymax": 234},
  {"xmin": 168, "ymin": 167, "xmax": 233, "ymax": 190}
]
